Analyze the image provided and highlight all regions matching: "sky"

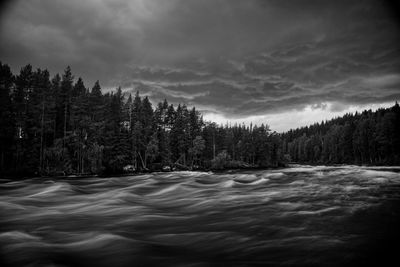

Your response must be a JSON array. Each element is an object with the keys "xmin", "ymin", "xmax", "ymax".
[{"xmin": 1, "ymin": 0, "xmax": 400, "ymax": 132}]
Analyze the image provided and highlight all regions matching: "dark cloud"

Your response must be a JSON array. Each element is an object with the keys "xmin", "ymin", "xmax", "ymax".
[{"xmin": 1, "ymin": 0, "xmax": 399, "ymax": 122}]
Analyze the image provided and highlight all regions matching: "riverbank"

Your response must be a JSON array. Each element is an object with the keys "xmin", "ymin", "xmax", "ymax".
[
  {"xmin": 4, "ymin": 162, "xmax": 400, "ymax": 180},
  {"xmin": 0, "ymin": 163, "xmax": 289, "ymax": 180}
]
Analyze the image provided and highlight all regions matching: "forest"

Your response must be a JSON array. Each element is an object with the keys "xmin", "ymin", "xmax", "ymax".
[
  {"xmin": 1, "ymin": 62, "xmax": 399, "ymax": 177},
  {"xmin": 281, "ymin": 104, "xmax": 400, "ymax": 165}
]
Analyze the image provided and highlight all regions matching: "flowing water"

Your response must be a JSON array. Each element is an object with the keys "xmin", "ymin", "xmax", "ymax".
[{"xmin": 1, "ymin": 165, "xmax": 400, "ymax": 266}]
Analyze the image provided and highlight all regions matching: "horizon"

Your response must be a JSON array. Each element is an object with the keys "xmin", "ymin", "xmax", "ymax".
[{"xmin": 1, "ymin": 0, "xmax": 400, "ymax": 132}]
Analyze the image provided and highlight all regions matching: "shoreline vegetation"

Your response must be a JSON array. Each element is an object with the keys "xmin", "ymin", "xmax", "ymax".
[
  {"xmin": 6, "ymin": 163, "xmax": 400, "ymax": 181},
  {"xmin": 1, "ymin": 62, "xmax": 400, "ymax": 178}
]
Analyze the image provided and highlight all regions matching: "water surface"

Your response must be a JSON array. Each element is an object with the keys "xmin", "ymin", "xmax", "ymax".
[{"xmin": 1, "ymin": 165, "xmax": 400, "ymax": 266}]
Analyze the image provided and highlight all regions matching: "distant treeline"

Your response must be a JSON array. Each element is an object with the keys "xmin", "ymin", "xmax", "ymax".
[
  {"xmin": 0, "ymin": 62, "xmax": 283, "ymax": 176},
  {"xmin": 1, "ymin": 62, "xmax": 399, "ymax": 177},
  {"xmin": 281, "ymin": 103, "xmax": 400, "ymax": 165}
]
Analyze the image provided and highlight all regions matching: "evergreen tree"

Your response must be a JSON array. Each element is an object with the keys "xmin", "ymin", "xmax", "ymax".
[
  {"xmin": 0, "ymin": 62, "xmax": 15, "ymax": 175},
  {"xmin": 13, "ymin": 64, "xmax": 34, "ymax": 174}
]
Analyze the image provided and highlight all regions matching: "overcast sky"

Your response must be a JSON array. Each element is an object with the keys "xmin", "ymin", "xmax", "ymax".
[{"xmin": 1, "ymin": 0, "xmax": 400, "ymax": 131}]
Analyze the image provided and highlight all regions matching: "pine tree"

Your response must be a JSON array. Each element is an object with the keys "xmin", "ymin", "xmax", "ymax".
[
  {"xmin": 70, "ymin": 77, "xmax": 89, "ymax": 173},
  {"xmin": 13, "ymin": 64, "xmax": 34, "ymax": 174},
  {"xmin": 0, "ymin": 62, "xmax": 15, "ymax": 175}
]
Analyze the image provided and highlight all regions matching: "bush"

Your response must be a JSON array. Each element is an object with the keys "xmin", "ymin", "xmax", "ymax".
[{"xmin": 211, "ymin": 150, "xmax": 231, "ymax": 169}]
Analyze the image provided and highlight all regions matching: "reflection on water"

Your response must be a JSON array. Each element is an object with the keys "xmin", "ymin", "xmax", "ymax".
[{"xmin": 1, "ymin": 166, "xmax": 400, "ymax": 266}]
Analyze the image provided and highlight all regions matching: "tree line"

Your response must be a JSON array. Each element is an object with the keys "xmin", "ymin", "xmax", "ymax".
[
  {"xmin": 1, "ymin": 62, "xmax": 399, "ymax": 177},
  {"xmin": 281, "ymin": 103, "xmax": 400, "ymax": 165},
  {"xmin": 0, "ymin": 62, "xmax": 283, "ymax": 176}
]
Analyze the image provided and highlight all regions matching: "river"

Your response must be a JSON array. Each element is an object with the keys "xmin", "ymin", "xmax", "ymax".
[{"xmin": 1, "ymin": 165, "xmax": 400, "ymax": 266}]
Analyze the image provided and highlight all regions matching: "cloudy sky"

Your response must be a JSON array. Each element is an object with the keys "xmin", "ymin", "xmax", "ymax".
[{"xmin": 1, "ymin": 0, "xmax": 400, "ymax": 131}]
